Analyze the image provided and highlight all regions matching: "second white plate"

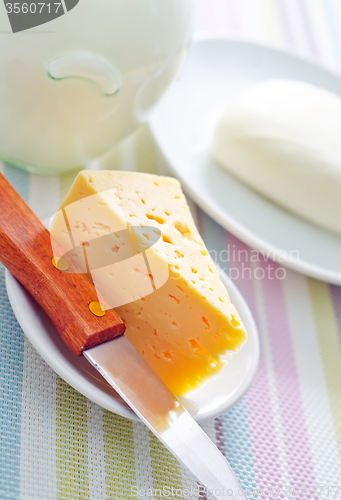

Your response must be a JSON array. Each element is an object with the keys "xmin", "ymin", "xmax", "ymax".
[{"xmin": 149, "ymin": 38, "xmax": 341, "ymax": 285}]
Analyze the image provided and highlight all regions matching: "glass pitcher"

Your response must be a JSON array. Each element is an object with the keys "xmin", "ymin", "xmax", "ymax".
[{"xmin": 0, "ymin": 0, "xmax": 193, "ymax": 174}]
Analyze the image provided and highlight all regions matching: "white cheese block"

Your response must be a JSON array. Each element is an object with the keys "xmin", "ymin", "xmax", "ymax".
[
  {"xmin": 213, "ymin": 79, "xmax": 341, "ymax": 235},
  {"xmin": 50, "ymin": 170, "xmax": 247, "ymax": 395}
]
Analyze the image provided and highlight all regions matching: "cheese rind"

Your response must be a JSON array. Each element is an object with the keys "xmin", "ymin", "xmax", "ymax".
[{"xmin": 51, "ymin": 170, "xmax": 247, "ymax": 395}]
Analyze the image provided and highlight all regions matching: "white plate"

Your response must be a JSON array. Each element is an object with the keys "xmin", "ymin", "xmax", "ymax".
[
  {"xmin": 6, "ymin": 265, "xmax": 259, "ymax": 422},
  {"xmin": 149, "ymin": 38, "xmax": 341, "ymax": 285}
]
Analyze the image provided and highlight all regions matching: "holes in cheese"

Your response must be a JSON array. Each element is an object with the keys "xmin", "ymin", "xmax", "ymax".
[
  {"xmin": 174, "ymin": 221, "xmax": 191, "ymax": 236},
  {"xmin": 51, "ymin": 170, "xmax": 247, "ymax": 395},
  {"xmin": 162, "ymin": 235, "xmax": 174, "ymax": 245},
  {"xmin": 146, "ymin": 213, "xmax": 165, "ymax": 224},
  {"xmin": 169, "ymin": 294, "xmax": 180, "ymax": 305}
]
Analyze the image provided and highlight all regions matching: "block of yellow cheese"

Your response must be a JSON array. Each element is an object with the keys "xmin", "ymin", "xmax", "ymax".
[{"xmin": 50, "ymin": 171, "xmax": 247, "ymax": 395}]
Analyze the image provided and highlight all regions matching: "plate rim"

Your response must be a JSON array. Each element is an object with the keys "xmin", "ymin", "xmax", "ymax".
[
  {"xmin": 5, "ymin": 264, "xmax": 259, "ymax": 423},
  {"xmin": 149, "ymin": 36, "xmax": 341, "ymax": 285}
]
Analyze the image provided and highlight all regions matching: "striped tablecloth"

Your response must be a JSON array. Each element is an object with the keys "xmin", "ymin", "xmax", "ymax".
[{"xmin": 1, "ymin": 1, "xmax": 341, "ymax": 499}]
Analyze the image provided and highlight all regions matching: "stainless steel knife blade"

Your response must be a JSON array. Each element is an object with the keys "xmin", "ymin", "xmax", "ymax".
[{"xmin": 84, "ymin": 335, "xmax": 247, "ymax": 500}]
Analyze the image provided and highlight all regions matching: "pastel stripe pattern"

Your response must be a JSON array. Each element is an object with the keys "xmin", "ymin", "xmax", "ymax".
[
  {"xmin": 284, "ymin": 272, "xmax": 341, "ymax": 499},
  {"xmin": 103, "ymin": 412, "xmax": 137, "ymax": 499},
  {"xmin": 19, "ymin": 339, "xmax": 57, "ymax": 500},
  {"xmin": 258, "ymin": 259, "xmax": 317, "ymax": 498},
  {"xmin": 1, "ymin": 1, "xmax": 341, "ymax": 499},
  {"xmin": 0, "ymin": 167, "xmax": 28, "ymax": 500},
  {"xmin": 308, "ymin": 280, "xmax": 341, "ymax": 458},
  {"xmin": 0, "ymin": 264, "xmax": 23, "ymax": 500},
  {"xmin": 132, "ymin": 422, "xmax": 155, "ymax": 500},
  {"xmin": 87, "ymin": 401, "xmax": 106, "ymax": 500},
  {"xmin": 56, "ymin": 381, "xmax": 89, "ymax": 500},
  {"xmin": 228, "ymin": 234, "xmax": 284, "ymax": 496}
]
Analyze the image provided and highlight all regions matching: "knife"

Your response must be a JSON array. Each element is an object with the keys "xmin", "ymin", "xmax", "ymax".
[{"xmin": 0, "ymin": 173, "xmax": 247, "ymax": 500}]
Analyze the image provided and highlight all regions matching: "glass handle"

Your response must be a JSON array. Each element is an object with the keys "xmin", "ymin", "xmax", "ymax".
[{"xmin": 46, "ymin": 52, "xmax": 122, "ymax": 96}]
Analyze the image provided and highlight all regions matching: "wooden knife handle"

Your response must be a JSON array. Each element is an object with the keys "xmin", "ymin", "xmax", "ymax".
[{"xmin": 0, "ymin": 173, "xmax": 125, "ymax": 356}]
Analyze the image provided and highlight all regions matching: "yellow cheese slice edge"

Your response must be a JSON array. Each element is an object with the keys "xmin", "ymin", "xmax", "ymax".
[{"xmin": 52, "ymin": 170, "xmax": 247, "ymax": 395}]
